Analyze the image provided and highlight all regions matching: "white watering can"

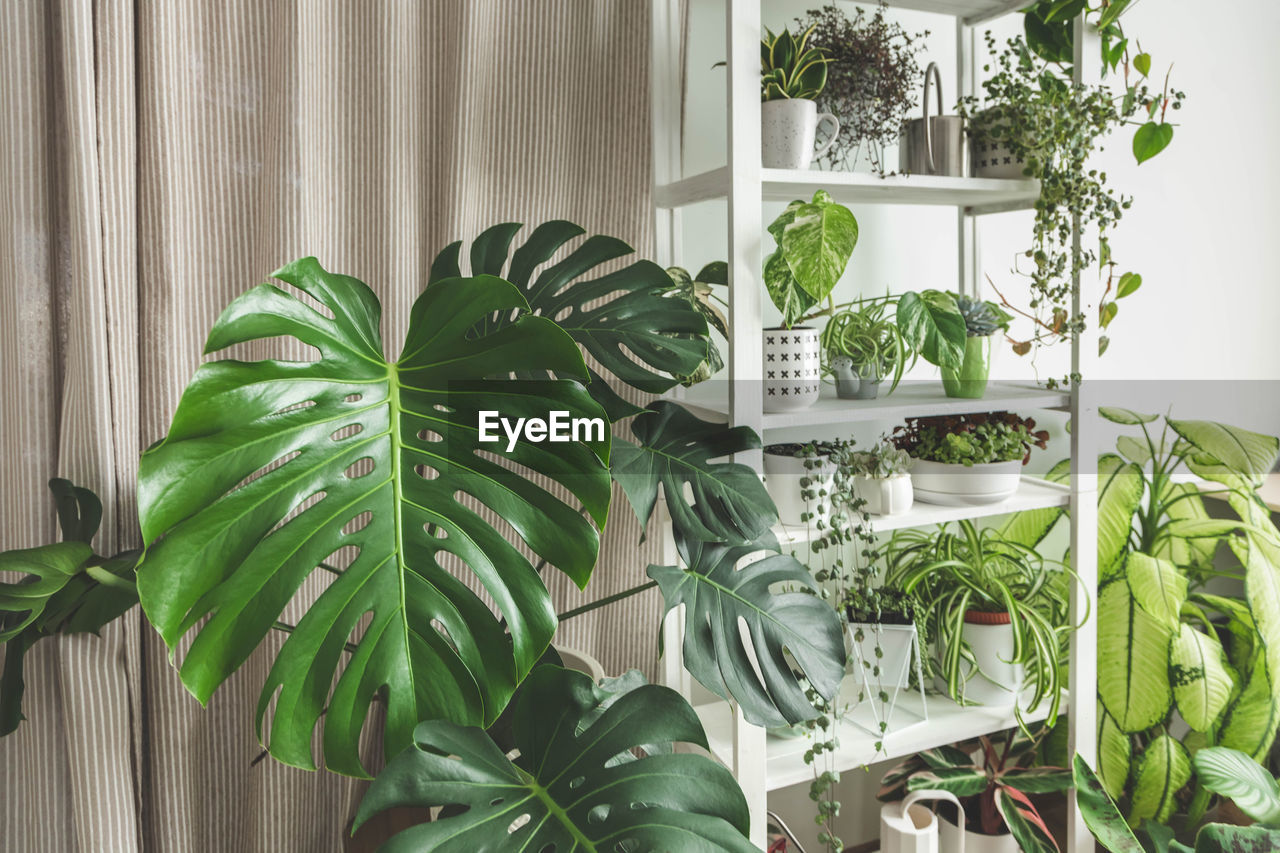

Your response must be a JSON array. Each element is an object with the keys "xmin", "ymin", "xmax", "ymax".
[{"xmin": 880, "ymin": 789, "xmax": 965, "ymax": 853}]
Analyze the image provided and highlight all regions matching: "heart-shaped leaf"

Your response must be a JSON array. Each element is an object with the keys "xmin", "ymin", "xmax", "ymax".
[
  {"xmin": 779, "ymin": 193, "xmax": 858, "ymax": 301},
  {"xmin": 1133, "ymin": 122, "xmax": 1174, "ymax": 164},
  {"xmin": 896, "ymin": 290, "xmax": 966, "ymax": 370},
  {"xmin": 611, "ymin": 401, "xmax": 777, "ymax": 545},
  {"xmin": 136, "ymin": 258, "xmax": 611, "ymax": 776},
  {"xmin": 648, "ymin": 530, "xmax": 846, "ymax": 728},
  {"xmin": 354, "ymin": 665, "xmax": 756, "ymax": 853}
]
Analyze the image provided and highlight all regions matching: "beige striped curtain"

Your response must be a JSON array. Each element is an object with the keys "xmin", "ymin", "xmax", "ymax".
[{"xmin": 0, "ymin": 2, "xmax": 661, "ymax": 850}]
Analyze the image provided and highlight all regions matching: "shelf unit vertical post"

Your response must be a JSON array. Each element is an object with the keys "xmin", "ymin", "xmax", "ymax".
[
  {"xmin": 726, "ymin": 0, "xmax": 767, "ymax": 843},
  {"xmin": 957, "ymin": 20, "xmax": 978, "ymax": 297},
  {"xmin": 1067, "ymin": 12, "xmax": 1101, "ymax": 853}
]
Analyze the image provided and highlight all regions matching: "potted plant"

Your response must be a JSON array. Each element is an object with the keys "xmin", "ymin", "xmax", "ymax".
[
  {"xmin": 663, "ymin": 260, "xmax": 728, "ymax": 386},
  {"xmin": 958, "ymin": 29, "xmax": 1184, "ymax": 381},
  {"xmin": 846, "ymin": 436, "xmax": 913, "ymax": 515},
  {"xmin": 844, "ymin": 583, "xmax": 926, "ymax": 738},
  {"xmin": 762, "ymin": 190, "xmax": 858, "ymax": 412},
  {"xmin": 942, "ymin": 294, "xmax": 1011, "ymax": 399},
  {"xmin": 887, "ymin": 519, "xmax": 1080, "ymax": 715},
  {"xmin": 891, "ymin": 412, "xmax": 1048, "ymax": 505},
  {"xmin": 881, "ymin": 728, "xmax": 1073, "ymax": 853},
  {"xmin": 821, "ymin": 298, "xmax": 914, "ymax": 400},
  {"xmin": 763, "ymin": 441, "xmax": 835, "ymax": 526},
  {"xmin": 759, "ymin": 25, "xmax": 839, "ymax": 169},
  {"xmin": 794, "ymin": 1, "xmax": 927, "ymax": 174}
]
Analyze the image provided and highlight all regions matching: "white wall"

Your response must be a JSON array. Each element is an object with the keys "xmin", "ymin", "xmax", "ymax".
[{"xmin": 678, "ymin": 2, "xmax": 1280, "ymax": 848}]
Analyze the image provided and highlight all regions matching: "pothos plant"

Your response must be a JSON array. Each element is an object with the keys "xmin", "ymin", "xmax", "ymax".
[
  {"xmin": 960, "ymin": 16, "xmax": 1184, "ymax": 380},
  {"xmin": 1005, "ymin": 408, "xmax": 1280, "ymax": 832},
  {"xmin": 0, "ymin": 220, "xmax": 854, "ymax": 850},
  {"xmin": 764, "ymin": 190, "xmax": 858, "ymax": 328}
]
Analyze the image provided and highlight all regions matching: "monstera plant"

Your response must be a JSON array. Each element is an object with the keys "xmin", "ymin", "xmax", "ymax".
[
  {"xmin": 1005, "ymin": 409, "xmax": 1280, "ymax": 831},
  {"xmin": 0, "ymin": 220, "xmax": 848, "ymax": 850}
]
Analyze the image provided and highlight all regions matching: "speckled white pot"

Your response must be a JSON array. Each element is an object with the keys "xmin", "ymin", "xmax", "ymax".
[
  {"xmin": 761, "ymin": 99, "xmax": 839, "ymax": 169},
  {"xmin": 763, "ymin": 327, "xmax": 820, "ymax": 412}
]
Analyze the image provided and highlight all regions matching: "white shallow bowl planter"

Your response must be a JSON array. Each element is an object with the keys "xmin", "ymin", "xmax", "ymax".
[
  {"xmin": 853, "ymin": 473, "xmax": 913, "ymax": 516},
  {"xmin": 909, "ymin": 458, "xmax": 1021, "ymax": 506},
  {"xmin": 763, "ymin": 447, "xmax": 833, "ymax": 526}
]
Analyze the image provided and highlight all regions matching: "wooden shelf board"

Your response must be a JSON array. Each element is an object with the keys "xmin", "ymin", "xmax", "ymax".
[
  {"xmin": 673, "ymin": 381, "xmax": 1071, "ymax": 434},
  {"xmin": 695, "ymin": 679, "xmax": 1060, "ymax": 792},
  {"xmin": 772, "ymin": 476, "xmax": 1069, "ymax": 544}
]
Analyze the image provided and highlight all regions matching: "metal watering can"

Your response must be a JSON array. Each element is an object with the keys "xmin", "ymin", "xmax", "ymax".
[
  {"xmin": 898, "ymin": 62, "xmax": 967, "ymax": 177},
  {"xmin": 880, "ymin": 789, "xmax": 965, "ymax": 853}
]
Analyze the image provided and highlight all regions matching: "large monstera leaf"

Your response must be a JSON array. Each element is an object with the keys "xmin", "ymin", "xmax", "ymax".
[
  {"xmin": 136, "ymin": 258, "xmax": 611, "ymax": 776},
  {"xmin": 648, "ymin": 530, "xmax": 845, "ymax": 728},
  {"xmin": 611, "ymin": 401, "xmax": 777, "ymax": 545},
  {"xmin": 354, "ymin": 666, "xmax": 756, "ymax": 853},
  {"xmin": 429, "ymin": 220, "xmax": 710, "ymax": 396},
  {"xmin": 1, "ymin": 480, "xmax": 139, "ymax": 735}
]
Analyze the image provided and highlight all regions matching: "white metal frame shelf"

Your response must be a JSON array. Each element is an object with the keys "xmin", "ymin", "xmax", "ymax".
[{"xmin": 649, "ymin": 1, "xmax": 1099, "ymax": 850}]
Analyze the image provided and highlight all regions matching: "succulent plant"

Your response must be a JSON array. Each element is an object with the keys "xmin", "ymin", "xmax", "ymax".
[
  {"xmin": 955, "ymin": 294, "xmax": 1011, "ymax": 338},
  {"xmin": 760, "ymin": 25, "xmax": 830, "ymax": 101}
]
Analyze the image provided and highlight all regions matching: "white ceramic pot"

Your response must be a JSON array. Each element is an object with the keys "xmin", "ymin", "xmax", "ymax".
[
  {"xmin": 945, "ymin": 615, "xmax": 1023, "ymax": 707},
  {"xmin": 853, "ymin": 473, "xmax": 914, "ymax": 516},
  {"xmin": 908, "ymin": 458, "xmax": 1021, "ymax": 506},
  {"xmin": 761, "ymin": 98, "xmax": 839, "ymax": 169},
  {"xmin": 939, "ymin": 809, "xmax": 1020, "ymax": 853},
  {"xmin": 763, "ymin": 327, "xmax": 820, "ymax": 412},
  {"xmin": 763, "ymin": 448, "xmax": 833, "ymax": 526},
  {"xmin": 849, "ymin": 622, "xmax": 917, "ymax": 689}
]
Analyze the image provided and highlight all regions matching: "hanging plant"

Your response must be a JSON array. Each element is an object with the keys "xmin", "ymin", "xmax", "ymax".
[
  {"xmin": 960, "ymin": 25, "xmax": 1183, "ymax": 385},
  {"xmin": 796, "ymin": 2, "xmax": 928, "ymax": 175}
]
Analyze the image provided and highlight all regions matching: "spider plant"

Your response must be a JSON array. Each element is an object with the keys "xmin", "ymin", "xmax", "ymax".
[
  {"xmin": 820, "ymin": 298, "xmax": 914, "ymax": 392},
  {"xmin": 887, "ymin": 519, "xmax": 1083, "ymax": 725}
]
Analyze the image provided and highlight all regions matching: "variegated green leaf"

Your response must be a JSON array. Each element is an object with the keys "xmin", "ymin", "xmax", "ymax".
[
  {"xmin": 1170, "ymin": 624, "xmax": 1234, "ymax": 731},
  {"xmin": 1128, "ymin": 734, "xmax": 1190, "ymax": 826}
]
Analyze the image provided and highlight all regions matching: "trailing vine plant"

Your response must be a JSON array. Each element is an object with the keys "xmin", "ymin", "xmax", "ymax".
[{"xmin": 959, "ymin": 8, "xmax": 1184, "ymax": 385}]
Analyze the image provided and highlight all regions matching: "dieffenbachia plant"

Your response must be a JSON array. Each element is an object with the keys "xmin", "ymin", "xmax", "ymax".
[
  {"xmin": 1007, "ymin": 409, "xmax": 1280, "ymax": 830},
  {"xmin": 0, "ymin": 220, "xmax": 849, "ymax": 849}
]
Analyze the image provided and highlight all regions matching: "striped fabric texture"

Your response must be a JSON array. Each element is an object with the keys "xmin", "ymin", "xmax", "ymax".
[{"xmin": 0, "ymin": 2, "xmax": 661, "ymax": 850}]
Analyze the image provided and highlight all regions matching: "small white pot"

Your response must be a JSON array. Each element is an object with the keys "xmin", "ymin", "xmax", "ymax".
[
  {"xmin": 909, "ymin": 459, "xmax": 1021, "ymax": 506},
  {"xmin": 853, "ymin": 473, "xmax": 914, "ymax": 516},
  {"xmin": 939, "ymin": 809, "xmax": 1021, "ymax": 853},
  {"xmin": 763, "ymin": 327, "xmax": 820, "ymax": 412},
  {"xmin": 848, "ymin": 622, "xmax": 916, "ymax": 689},
  {"xmin": 762, "ymin": 98, "xmax": 839, "ymax": 169},
  {"xmin": 763, "ymin": 448, "xmax": 833, "ymax": 526},
  {"xmin": 943, "ymin": 616, "xmax": 1023, "ymax": 707}
]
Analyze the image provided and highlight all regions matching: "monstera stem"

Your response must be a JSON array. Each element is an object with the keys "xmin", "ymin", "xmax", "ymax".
[{"xmin": 556, "ymin": 580, "xmax": 658, "ymax": 622}]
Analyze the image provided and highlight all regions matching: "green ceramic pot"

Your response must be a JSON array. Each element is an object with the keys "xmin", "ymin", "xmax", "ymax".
[{"xmin": 941, "ymin": 334, "xmax": 992, "ymax": 399}]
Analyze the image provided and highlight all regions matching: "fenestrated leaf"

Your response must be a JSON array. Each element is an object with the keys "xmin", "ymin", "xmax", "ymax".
[
  {"xmin": 1171, "ymin": 624, "xmax": 1234, "ymax": 731},
  {"xmin": 896, "ymin": 290, "xmax": 966, "ymax": 369},
  {"xmin": 1098, "ymin": 579, "xmax": 1174, "ymax": 732},
  {"xmin": 1074, "ymin": 756, "xmax": 1145, "ymax": 853},
  {"xmin": 136, "ymin": 259, "xmax": 611, "ymax": 776},
  {"xmin": 1, "ymin": 480, "xmax": 140, "ymax": 736},
  {"xmin": 354, "ymin": 666, "xmax": 756, "ymax": 853},
  {"xmin": 647, "ymin": 531, "xmax": 846, "ymax": 728},
  {"xmin": 995, "ymin": 785, "xmax": 1058, "ymax": 853},
  {"xmin": 429, "ymin": 220, "xmax": 711, "ymax": 395},
  {"xmin": 612, "ymin": 401, "xmax": 777, "ymax": 545},
  {"xmin": 1128, "ymin": 734, "xmax": 1190, "ymax": 826},
  {"xmin": 1193, "ymin": 746, "xmax": 1280, "ymax": 828}
]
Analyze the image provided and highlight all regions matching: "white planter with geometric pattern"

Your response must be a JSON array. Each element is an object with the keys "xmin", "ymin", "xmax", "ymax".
[{"xmin": 763, "ymin": 327, "xmax": 820, "ymax": 412}]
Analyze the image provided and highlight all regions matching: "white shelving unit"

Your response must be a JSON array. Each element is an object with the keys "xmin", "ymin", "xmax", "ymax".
[{"xmin": 649, "ymin": 1, "xmax": 1100, "ymax": 850}]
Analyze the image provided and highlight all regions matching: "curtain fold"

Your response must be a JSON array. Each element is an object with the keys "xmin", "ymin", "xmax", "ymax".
[{"xmin": 1, "ymin": 2, "xmax": 659, "ymax": 850}]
